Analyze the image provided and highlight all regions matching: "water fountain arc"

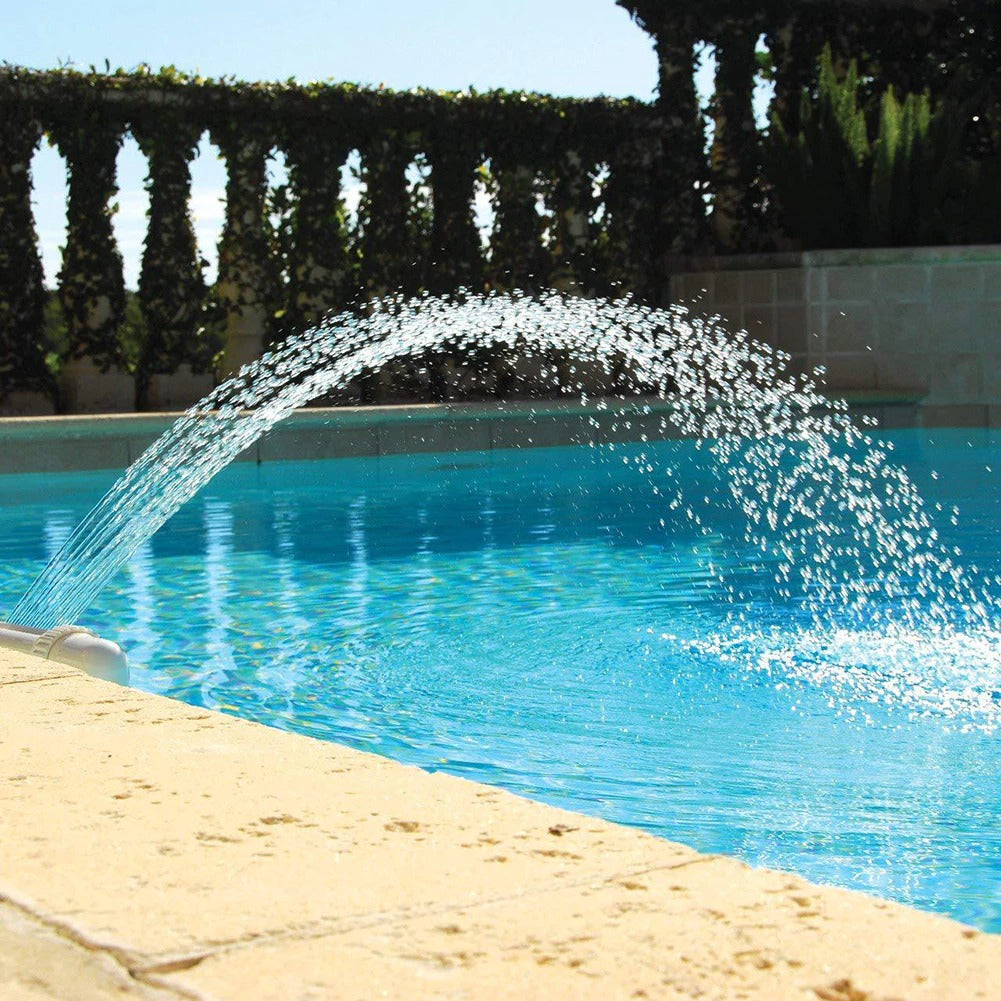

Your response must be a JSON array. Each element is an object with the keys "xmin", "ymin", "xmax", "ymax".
[
  {"xmin": 3, "ymin": 290, "xmax": 995, "ymax": 716},
  {"xmin": 6, "ymin": 289, "xmax": 1001, "ymax": 932}
]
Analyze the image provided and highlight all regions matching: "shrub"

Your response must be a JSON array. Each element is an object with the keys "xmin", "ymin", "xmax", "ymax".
[{"xmin": 766, "ymin": 46, "xmax": 999, "ymax": 249}]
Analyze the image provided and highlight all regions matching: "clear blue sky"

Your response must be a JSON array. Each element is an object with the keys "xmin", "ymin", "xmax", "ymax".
[
  {"xmin": 12, "ymin": 0, "xmax": 658, "ymax": 97},
  {"xmin": 7, "ymin": 1, "xmax": 690, "ymax": 287}
]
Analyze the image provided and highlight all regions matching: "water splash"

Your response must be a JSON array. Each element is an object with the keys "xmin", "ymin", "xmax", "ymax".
[{"xmin": 8, "ymin": 290, "xmax": 999, "ymax": 726}]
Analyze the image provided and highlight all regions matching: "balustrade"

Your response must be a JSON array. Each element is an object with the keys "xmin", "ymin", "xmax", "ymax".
[
  {"xmin": 488, "ymin": 150, "xmax": 548, "ymax": 292},
  {"xmin": 212, "ymin": 126, "xmax": 274, "ymax": 376},
  {"xmin": 551, "ymin": 148, "xmax": 593, "ymax": 293},
  {"xmin": 0, "ymin": 0, "xmax": 980, "ymax": 410},
  {"xmin": 284, "ymin": 129, "xmax": 354, "ymax": 331},
  {"xmin": 49, "ymin": 109, "xmax": 127, "ymax": 370},
  {"xmin": 428, "ymin": 131, "xmax": 482, "ymax": 294},
  {"xmin": 359, "ymin": 129, "xmax": 417, "ymax": 299},
  {"xmin": 709, "ymin": 17, "xmax": 763, "ymax": 252}
]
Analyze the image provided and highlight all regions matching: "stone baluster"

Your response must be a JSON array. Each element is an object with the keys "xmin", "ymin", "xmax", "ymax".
[
  {"xmin": 488, "ymin": 145, "xmax": 547, "ymax": 291},
  {"xmin": 551, "ymin": 147, "xmax": 593, "ymax": 293},
  {"xmin": 285, "ymin": 131, "xmax": 354, "ymax": 329},
  {"xmin": 50, "ymin": 110, "xmax": 134, "ymax": 412},
  {"xmin": 360, "ymin": 130, "xmax": 415, "ymax": 299},
  {"xmin": 352, "ymin": 130, "xmax": 415, "ymax": 402},
  {"xmin": 766, "ymin": 10, "xmax": 829, "ymax": 137},
  {"xmin": 652, "ymin": 12, "xmax": 707, "ymax": 275},
  {"xmin": 710, "ymin": 16, "xmax": 763, "ymax": 252},
  {"xmin": 603, "ymin": 110, "xmax": 658, "ymax": 298},
  {"xmin": 50, "ymin": 114, "xmax": 127, "ymax": 371},
  {"xmin": 212, "ymin": 128, "xmax": 274, "ymax": 376},
  {"xmin": 409, "ymin": 135, "xmax": 486, "ymax": 401},
  {"xmin": 133, "ymin": 116, "xmax": 209, "ymax": 402},
  {"xmin": 428, "ymin": 135, "xmax": 483, "ymax": 295},
  {"xmin": 0, "ymin": 109, "xmax": 50, "ymax": 407}
]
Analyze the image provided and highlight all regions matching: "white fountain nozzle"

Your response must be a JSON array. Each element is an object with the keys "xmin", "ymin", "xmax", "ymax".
[{"xmin": 0, "ymin": 621, "xmax": 129, "ymax": 686}]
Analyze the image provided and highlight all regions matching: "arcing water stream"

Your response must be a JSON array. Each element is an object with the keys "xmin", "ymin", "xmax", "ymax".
[{"xmin": 8, "ymin": 291, "xmax": 1001, "ymax": 727}]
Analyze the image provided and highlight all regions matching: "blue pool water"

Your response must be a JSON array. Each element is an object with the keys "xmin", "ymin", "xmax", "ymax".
[{"xmin": 2, "ymin": 428, "xmax": 1000, "ymax": 930}]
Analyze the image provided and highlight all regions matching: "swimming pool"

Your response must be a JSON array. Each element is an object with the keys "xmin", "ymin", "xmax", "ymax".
[{"xmin": 2, "ymin": 428, "xmax": 999, "ymax": 931}]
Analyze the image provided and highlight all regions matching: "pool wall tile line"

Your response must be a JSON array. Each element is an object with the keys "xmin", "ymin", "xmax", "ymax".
[
  {"xmin": 0, "ymin": 395, "xmax": 920, "ymax": 476},
  {"xmin": 1, "ymin": 646, "xmax": 999, "ymax": 1000}
]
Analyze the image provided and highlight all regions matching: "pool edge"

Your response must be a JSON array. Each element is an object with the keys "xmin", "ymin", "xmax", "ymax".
[
  {"xmin": 1, "ymin": 646, "xmax": 998, "ymax": 1000},
  {"xmin": 0, "ymin": 394, "xmax": 926, "ymax": 475}
]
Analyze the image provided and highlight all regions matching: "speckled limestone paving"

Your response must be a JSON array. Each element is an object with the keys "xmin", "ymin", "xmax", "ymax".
[{"xmin": 1, "ymin": 647, "xmax": 998, "ymax": 1001}]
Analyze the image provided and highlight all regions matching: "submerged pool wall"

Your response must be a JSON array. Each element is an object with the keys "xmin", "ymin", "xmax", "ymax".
[
  {"xmin": 0, "ymin": 395, "xmax": 922, "ymax": 475},
  {"xmin": 669, "ymin": 245, "xmax": 1001, "ymax": 429}
]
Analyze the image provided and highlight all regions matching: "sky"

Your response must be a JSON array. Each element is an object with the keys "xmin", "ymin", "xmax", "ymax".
[{"xmin": 7, "ymin": 1, "xmax": 678, "ymax": 287}]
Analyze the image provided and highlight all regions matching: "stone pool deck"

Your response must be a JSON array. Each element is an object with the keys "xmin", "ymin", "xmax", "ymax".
[{"xmin": 2, "ymin": 647, "xmax": 999, "ymax": 1000}]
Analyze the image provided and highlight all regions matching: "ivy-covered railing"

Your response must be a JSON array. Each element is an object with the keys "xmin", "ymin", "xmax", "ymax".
[
  {"xmin": 0, "ymin": 67, "xmax": 655, "ymax": 407},
  {"xmin": 618, "ymin": 0, "xmax": 999, "ymax": 257},
  {"xmin": 1, "ymin": 0, "xmax": 995, "ymax": 409}
]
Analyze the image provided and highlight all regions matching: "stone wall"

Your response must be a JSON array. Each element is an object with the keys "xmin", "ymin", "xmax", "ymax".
[{"xmin": 670, "ymin": 246, "xmax": 1001, "ymax": 427}]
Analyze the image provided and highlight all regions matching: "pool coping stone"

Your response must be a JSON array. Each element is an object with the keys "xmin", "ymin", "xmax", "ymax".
[{"xmin": 0, "ymin": 393, "xmax": 925, "ymax": 475}]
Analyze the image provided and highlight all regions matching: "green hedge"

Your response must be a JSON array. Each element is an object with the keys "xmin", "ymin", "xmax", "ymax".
[
  {"xmin": 3, "ymin": 0, "xmax": 996, "ymax": 404},
  {"xmin": 767, "ymin": 46, "xmax": 1001, "ymax": 249}
]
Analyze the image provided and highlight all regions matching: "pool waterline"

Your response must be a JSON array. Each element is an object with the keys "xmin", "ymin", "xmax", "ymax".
[{"xmin": 0, "ymin": 392, "xmax": 921, "ymax": 475}]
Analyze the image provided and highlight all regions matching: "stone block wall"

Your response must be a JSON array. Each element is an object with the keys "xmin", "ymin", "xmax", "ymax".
[{"xmin": 669, "ymin": 246, "xmax": 1001, "ymax": 427}]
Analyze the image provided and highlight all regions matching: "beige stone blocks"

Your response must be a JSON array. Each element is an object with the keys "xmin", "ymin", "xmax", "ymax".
[
  {"xmin": 928, "ymin": 353, "xmax": 983, "ymax": 404},
  {"xmin": 0, "ymin": 431, "xmax": 132, "ymax": 473},
  {"xmin": 257, "ymin": 424, "xmax": 381, "ymax": 462},
  {"xmin": 491, "ymin": 412, "xmax": 596, "ymax": 449},
  {"xmin": 380, "ymin": 417, "xmax": 492, "ymax": 455},
  {"xmin": 826, "ymin": 305, "xmax": 876, "ymax": 353},
  {"xmin": 679, "ymin": 272, "xmax": 715, "ymax": 304},
  {"xmin": 708, "ymin": 304, "xmax": 743, "ymax": 336},
  {"xmin": 931, "ymin": 263, "xmax": 984, "ymax": 300},
  {"xmin": 742, "ymin": 269, "xmax": 775, "ymax": 305},
  {"xmin": 922, "ymin": 404, "xmax": 991, "ymax": 427},
  {"xmin": 59, "ymin": 358, "xmax": 135, "ymax": 414},
  {"xmin": 670, "ymin": 246, "xmax": 1001, "ymax": 424},
  {"xmin": 875, "ymin": 353, "xmax": 933, "ymax": 394},
  {"xmin": 0, "ymin": 390, "xmax": 56, "ymax": 417},
  {"xmin": 713, "ymin": 270, "xmax": 742, "ymax": 304},
  {"xmin": 775, "ymin": 305, "xmax": 808, "ymax": 354},
  {"xmin": 820, "ymin": 353, "xmax": 878, "ymax": 390},
  {"xmin": 876, "ymin": 301, "xmax": 931, "ymax": 354},
  {"xmin": 742, "ymin": 305, "xmax": 775, "ymax": 347},
  {"xmin": 593, "ymin": 409, "xmax": 680, "ymax": 445},
  {"xmin": 824, "ymin": 265, "xmax": 876, "ymax": 303},
  {"xmin": 978, "ymin": 354, "xmax": 1001, "ymax": 402},
  {"xmin": 144, "ymin": 365, "xmax": 214, "ymax": 412},
  {"xmin": 981, "ymin": 262, "xmax": 1001, "ymax": 299},
  {"xmin": 775, "ymin": 269, "xmax": 805, "ymax": 303},
  {"xmin": 879, "ymin": 264, "xmax": 929, "ymax": 301}
]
